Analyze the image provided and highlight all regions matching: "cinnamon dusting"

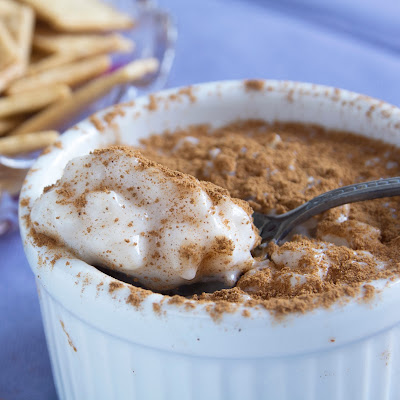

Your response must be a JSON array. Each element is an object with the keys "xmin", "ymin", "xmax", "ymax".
[
  {"xmin": 109, "ymin": 281, "xmax": 123, "ymax": 293},
  {"xmin": 90, "ymin": 115, "xmax": 105, "ymax": 132},
  {"xmin": 27, "ymin": 120, "xmax": 400, "ymax": 319},
  {"xmin": 60, "ymin": 320, "xmax": 77, "ymax": 352},
  {"xmin": 244, "ymin": 80, "xmax": 264, "ymax": 91},
  {"xmin": 136, "ymin": 120, "xmax": 400, "ymax": 317}
]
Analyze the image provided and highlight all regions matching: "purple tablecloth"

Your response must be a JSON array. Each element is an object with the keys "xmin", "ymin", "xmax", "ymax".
[{"xmin": 1, "ymin": 0, "xmax": 400, "ymax": 398}]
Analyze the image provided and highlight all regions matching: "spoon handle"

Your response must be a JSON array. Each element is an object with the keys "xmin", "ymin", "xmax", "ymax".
[{"xmin": 256, "ymin": 177, "xmax": 400, "ymax": 243}]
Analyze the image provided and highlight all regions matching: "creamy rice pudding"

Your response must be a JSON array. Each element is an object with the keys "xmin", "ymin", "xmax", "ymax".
[{"xmin": 29, "ymin": 120, "xmax": 400, "ymax": 316}]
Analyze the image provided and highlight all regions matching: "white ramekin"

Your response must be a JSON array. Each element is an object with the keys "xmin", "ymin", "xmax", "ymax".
[{"xmin": 20, "ymin": 80, "xmax": 400, "ymax": 400}]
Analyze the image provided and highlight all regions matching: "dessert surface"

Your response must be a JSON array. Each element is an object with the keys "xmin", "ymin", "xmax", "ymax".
[
  {"xmin": 138, "ymin": 120, "xmax": 400, "ymax": 314},
  {"xmin": 29, "ymin": 120, "xmax": 400, "ymax": 316}
]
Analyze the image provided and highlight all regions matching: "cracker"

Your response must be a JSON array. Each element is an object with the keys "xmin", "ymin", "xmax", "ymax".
[
  {"xmin": 27, "ymin": 52, "xmax": 78, "ymax": 76},
  {"xmin": 28, "ymin": 32, "xmax": 133, "ymax": 75},
  {"xmin": 19, "ymin": 0, "xmax": 134, "ymax": 32},
  {"xmin": 0, "ymin": 117, "xmax": 22, "ymax": 136},
  {"xmin": 0, "ymin": 0, "xmax": 21, "ymax": 16},
  {"xmin": 0, "ymin": 20, "xmax": 17, "ymax": 70},
  {"xmin": 3, "ymin": 2, "xmax": 35, "ymax": 67},
  {"xmin": 0, "ymin": 61, "xmax": 24, "ymax": 94},
  {"xmin": 11, "ymin": 58, "xmax": 159, "ymax": 135},
  {"xmin": 6, "ymin": 54, "xmax": 111, "ymax": 94},
  {"xmin": 0, "ymin": 2, "xmax": 34, "ymax": 92},
  {"xmin": 33, "ymin": 29, "xmax": 133, "ymax": 55},
  {"xmin": 0, "ymin": 84, "xmax": 71, "ymax": 118},
  {"xmin": 0, "ymin": 130, "xmax": 59, "ymax": 156}
]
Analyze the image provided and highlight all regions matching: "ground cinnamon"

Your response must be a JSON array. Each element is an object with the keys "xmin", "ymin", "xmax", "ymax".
[
  {"xmin": 28, "ymin": 119, "xmax": 400, "ymax": 318},
  {"xmin": 139, "ymin": 120, "xmax": 400, "ymax": 316}
]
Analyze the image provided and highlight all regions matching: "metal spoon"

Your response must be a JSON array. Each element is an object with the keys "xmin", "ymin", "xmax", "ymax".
[{"xmin": 253, "ymin": 177, "xmax": 400, "ymax": 243}]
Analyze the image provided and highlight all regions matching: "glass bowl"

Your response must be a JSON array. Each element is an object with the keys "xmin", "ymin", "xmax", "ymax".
[{"xmin": 0, "ymin": 0, "xmax": 177, "ymax": 235}]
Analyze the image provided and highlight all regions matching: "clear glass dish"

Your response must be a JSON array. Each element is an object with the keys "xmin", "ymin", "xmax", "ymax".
[{"xmin": 0, "ymin": 0, "xmax": 177, "ymax": 235}]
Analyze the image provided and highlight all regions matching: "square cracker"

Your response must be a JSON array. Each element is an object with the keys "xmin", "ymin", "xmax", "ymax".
[{"xmin": 19, "ymin": 0, "xmax": 134, "ymax": 32}]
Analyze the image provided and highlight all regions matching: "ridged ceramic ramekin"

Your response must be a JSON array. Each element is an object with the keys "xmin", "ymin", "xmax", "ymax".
[{"xmin": 20, "ymin": 80, "xmax": 400, "ymax": 400}]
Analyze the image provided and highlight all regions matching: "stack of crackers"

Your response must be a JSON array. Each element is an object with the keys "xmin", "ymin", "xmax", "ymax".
[{"xmin": 0, "ymin": 0, "xmax": 158, "ymax": 158}]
